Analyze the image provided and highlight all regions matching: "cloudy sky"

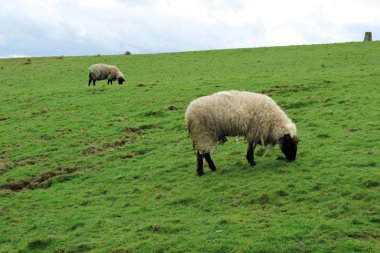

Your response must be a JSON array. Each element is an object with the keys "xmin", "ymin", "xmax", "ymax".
[{"xmin": 1, "ymin": 0, "xmax": 379, "ymax": 57}]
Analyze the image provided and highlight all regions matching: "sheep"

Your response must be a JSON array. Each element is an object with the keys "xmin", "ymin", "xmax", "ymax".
[
  {"xmin": 88, "ymin": 64, "xmax": 125, "ymax": 86},
  {"xmin": 185, "ymin": 90, "xmax": 299, "ymax": 176}
]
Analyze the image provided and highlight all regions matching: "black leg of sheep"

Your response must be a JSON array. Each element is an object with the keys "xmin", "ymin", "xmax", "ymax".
[
  {"xmin": 204, "ymin": 153, "xmax": 216, "ymax": 171},
  {"xmin": 89, "ymin": 80, "xmax": 96, "ymax": 86},
  {"xmin": 88, "ymin": 73, "xmax": 96, "ymax": 86},
  {"xmin": 246, "ymin": 142, "xmax": 256, "ymax": 166},
  {"xmin": 196, "ymin": 152, "xmax": 204, "ymax": 176},
  {"xmin": 196, "ymin": 152, "xmax": 217, "ymax": 176}
]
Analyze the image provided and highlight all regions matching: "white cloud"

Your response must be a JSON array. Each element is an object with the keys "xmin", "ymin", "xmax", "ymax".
[{"xmin": 0, "ymin": 0, "xmax": 379, "ymax": 57}]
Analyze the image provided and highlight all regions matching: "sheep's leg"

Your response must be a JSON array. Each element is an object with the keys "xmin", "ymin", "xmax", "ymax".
[
  {"xmin": 204, "ymin": 153, "xmax": 216, "ymax": 171},
  {"xmin": 246, "ymin": 142, "xmax": 256, "ymax": 166},
  {"xmin": 196, "ymin": 152, "xmax": 204, "ymax": 176},
  {"xmin": 88, "ymin": 74, "xmax": 93, "ymax": 86}
]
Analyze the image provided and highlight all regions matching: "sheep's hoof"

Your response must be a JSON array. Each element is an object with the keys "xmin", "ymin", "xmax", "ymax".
[
  {"xmin": 209, "ymin": 166, "xmax": 216, "ymax": 171},
  {"xmin": 249, "ymin": 161, "xmax": 256, "ymax": 166},
  {"xmin": 197, "ymin": 171, "xmax": 204, "ymax": 176}
]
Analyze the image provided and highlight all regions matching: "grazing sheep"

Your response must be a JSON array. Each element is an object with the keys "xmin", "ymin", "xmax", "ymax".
[
  {"xmin": 88, "ymin": 64, "xmax": 125, "ymax": 86},
  {"xmin": 185, "ymin": 90, "xmax": 299, "ymax": 176}
]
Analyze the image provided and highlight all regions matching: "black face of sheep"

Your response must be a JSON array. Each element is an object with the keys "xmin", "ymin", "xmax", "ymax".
[
  {"xmin": 118, "ymin": 77, "xmax": 125, "ymax": 85},
  {"xmin": 280, "ymin": 134, "xmax": 298, "ymax": 161}
]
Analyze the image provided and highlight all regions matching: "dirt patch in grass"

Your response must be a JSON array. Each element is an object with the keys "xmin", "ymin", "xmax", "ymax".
[
  {"xmin": 275, "ymin": 190, "xmax": 289, "ymax": 197},
  {"xmin": 167, "ymin": 105, "xmax": 178, "ymax": 111},
  {"xmin": 124, "ymin": 124, "xmax": 161, "ymax": 133},
  {"xmin": 127, "ymin": 127, "xmax": 143, "ymax": 133},
  {"xmin": 0, "ymin": 163, "xmax": 9, "ymax": 175},
  {"xmin": 282, "ymin": 96, "xmax": 333, "ymax": 110},
  {"xmin": 83, "ymin": 146, "xmax": 102, "ymax": 154},
  {"xmin": 144, "ymin": 110, "xmax": 164, "ymax": 117},
  {"xmin": 120, "ymin": 154, "xmax": 134, "ymax": 159},
  {"xmin": 169, "ymin": 196, "xmax": 198, "ymax": 206},
  {"xmin": 107, "ymin": 114, "xmax": 129, "ymax": 126},
  {"xmin": 40, "ymin": 129, "xmax": 73, "ymax": 141},
  {"xmin": 55, "ymin": 129, "xmax": 73, "ymax": 137},
  {"xmin": 2, "ymin": 167, "xmax": 78, "ymax": 192},
  {"xmin": 283, "ymin": 100, "xmax": 316, "ymax": 109},
  {"xmin": 105, "ymin": 135, "xmax": 137, "ymax": 148},
  {"xmin": 0, "ymin": 115, "xmax": 10, "ymax": 121},
  {"xmin": 88, "ymin": 88, "xmax": 106, "ymax": 94},
  {"xmin": 14, "ymin": 159, "xmax": 36, "ymax": 167},
  {"xmin": 317, "ymin": 133, "xmax": 331, "ymax": 139},
  {"xmin": 41, "ymin": 129, "xmax": 72, "ymax": 141},
  {"xmin": 12, "ymin": 153, "xmax": 49, "ymax": 168},
  {"xmin": 40, "ymin": 134, "xmax": 53, "ymax": 140},
  {"xmin": 31, "ymin": 108, "xmax": 49, "ymax": 117},
  {"xmin": 261, "ymin": 85, "xmax": 308, "ymax": 95},
  {"xmin": 84, "ymin": 133, "xmax": 141, "ymax": 156},
  {"xmin": 114, "ymin": 139, "xmax": 126, "ymax": 147},
  {"xmin": 120, "ymin": 150, "xmax": 147, "ymax": 160}
]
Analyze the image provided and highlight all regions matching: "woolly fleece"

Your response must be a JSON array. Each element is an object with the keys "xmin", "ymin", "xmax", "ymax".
[
  {"xmin": 88, "ymin": 64, "xmax": 124, "ymax": 81},
  {"xmin": 185, "ymin": 90, "xmax": 297, "ymax": 154}
]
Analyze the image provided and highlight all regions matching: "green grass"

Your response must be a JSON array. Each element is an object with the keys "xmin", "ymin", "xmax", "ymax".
[{"xmin": 0, "ymin": 42, "xmax": 379, "ymax": 252}]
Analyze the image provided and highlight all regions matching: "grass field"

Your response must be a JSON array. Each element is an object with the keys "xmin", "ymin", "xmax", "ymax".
[{"xmin": 0, "ymin": 42, "xmax": 379, "ymax": 252}]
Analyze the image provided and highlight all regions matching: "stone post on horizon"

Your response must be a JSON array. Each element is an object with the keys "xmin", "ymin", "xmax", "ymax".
[{"xmin": 364, "ymin": 32, "xmax": 372, "ymax": 42}]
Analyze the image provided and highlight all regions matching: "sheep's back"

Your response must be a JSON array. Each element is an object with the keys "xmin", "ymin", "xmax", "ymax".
[
  {"xmin": 89, "ymin": 64, "xmax": 116, "ymax": 80},
  {"xmin": 186, "ymin": 90, "xmax": 287, "ymax": 139}
]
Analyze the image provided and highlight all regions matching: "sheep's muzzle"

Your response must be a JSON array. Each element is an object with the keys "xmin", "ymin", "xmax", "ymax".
[
  {"xmin": 118, "ymin": 77, "xmax": 125, "ymax": 85},
  {"xmin": 280, "ymin": 134, "xmax": 298, "ymax": 161}
]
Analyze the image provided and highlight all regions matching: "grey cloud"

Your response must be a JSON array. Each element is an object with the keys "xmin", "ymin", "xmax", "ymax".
[{"xmin": 1, "ymin": 0, "xmax": 379, "ymax": 57}]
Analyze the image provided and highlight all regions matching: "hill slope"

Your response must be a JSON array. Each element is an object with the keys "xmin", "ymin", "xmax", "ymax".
[{"xmin": 0, "ymin": 42, "xmax": 379, "ymax": 252}]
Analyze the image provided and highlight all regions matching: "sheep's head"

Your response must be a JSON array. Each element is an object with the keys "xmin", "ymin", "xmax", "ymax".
[
  {"xmin": 279, "ymin": 134, "xmax": 298, "ymax": 161},
  {"xmin": 118, "ymin": 77, "xmax": 125, "ymax": 85}
]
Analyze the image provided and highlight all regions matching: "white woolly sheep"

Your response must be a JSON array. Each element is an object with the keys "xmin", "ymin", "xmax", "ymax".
[
  {"xmin": 88, "ymin": 64, "xmax": 125, "ymax": 86},
  {"xmin": 185, "ymin": 90, "xmax": 299, "ymax": 176}
]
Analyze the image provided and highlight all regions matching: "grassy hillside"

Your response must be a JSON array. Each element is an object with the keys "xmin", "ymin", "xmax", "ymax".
[{"xmin": 0, "ymin": 42, "xmax": 379, "ymax": 252}]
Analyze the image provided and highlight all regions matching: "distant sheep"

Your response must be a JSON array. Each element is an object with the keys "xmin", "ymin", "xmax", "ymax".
[
  {"xmin": 88, "ymin": 64, "xmax": 125, "ymax": 86},
  {"xmin": 185, "ymin": 90, "xmax": 299, "ymax": 176}
]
